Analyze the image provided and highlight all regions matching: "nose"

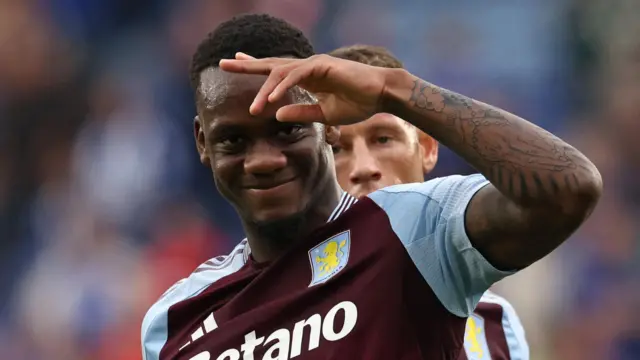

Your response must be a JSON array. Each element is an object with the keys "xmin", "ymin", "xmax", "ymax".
[
  {"xmin": 244, "ymin": 141, "xmax": 287, "ymax": 175},
  {"xmin": 348, "ymin": 142, "xmax": 382, "ymax": 185}
]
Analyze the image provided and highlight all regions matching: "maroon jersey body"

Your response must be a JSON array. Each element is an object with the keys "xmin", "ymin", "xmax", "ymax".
[{"xmin": 142, "ymin": 175, "xmax": 522, "ymax": 360}]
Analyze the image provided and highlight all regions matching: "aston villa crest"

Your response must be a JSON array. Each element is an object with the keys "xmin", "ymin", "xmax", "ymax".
[{"xmin": 308, "ymin": 231, "xmax": 351, "ymax": 287}]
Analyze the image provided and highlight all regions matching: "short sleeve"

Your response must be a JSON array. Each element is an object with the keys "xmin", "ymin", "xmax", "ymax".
[
  {"xmin": 367, "ymin": 174, "xmax": 516, "ymax": 317},
  {"xmin": 141, "ymin": 242, "xmax": 248, "ymax": 360}
]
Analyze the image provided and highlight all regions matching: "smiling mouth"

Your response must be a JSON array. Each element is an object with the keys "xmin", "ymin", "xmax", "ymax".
[{"xmin": 245, "ymin": 178, "xmax": 296, "ymax": 191}]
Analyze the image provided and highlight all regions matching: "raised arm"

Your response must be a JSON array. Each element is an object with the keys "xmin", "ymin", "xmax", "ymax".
[
  {"xmin": 218, "ymin": 53, "xmax": 602, "ymax": 271},
  {"xmin": 384, "ymin": 71, "xmax": 602, "ymax": 269}
]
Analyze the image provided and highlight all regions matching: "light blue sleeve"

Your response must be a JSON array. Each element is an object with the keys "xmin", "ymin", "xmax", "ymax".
[
  {"xmin": 141, "ymin": 244, "xmax": 248, "ymax": 360},
  {"xmin": 367, "ymin": 174, "xmax": 516, "ymax": 317}
]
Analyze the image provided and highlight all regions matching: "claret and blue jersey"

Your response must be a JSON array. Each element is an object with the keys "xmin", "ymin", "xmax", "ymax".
[{"xmin": 142, "ymin": 174, "xmax": 528, "ymax": 360}]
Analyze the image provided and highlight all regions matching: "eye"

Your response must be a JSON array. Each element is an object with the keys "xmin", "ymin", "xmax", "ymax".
[
  {"xmin": 331, "ymin": 145, "xmax": 342, "ymax": 154},
  {"xmin": 220, "ymin": 135, "xmax": 244, "ymax": 146},
  {"xmin": 216, "ymin": 134, "xmax": 246, "ymax": 153},
  {"xmin": 278, "ymin": 124, "xmax": 303, "ymax": 137},
  {"xmin": 376, "ymin": 136, "xmax": 391, "ymax": 144},
  {"xmin": 276, "ymin": 124, "xmax": 306, "ymax": 143}
]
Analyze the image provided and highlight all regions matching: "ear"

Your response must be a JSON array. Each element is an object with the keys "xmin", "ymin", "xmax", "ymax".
[
  {"xmin": 193, "ymin": 116, "xmax": 210, "ymax": 167},
  {"xmin": 325, "ymin": 125, "xmax": 340, "ymax": 147},
  {"xmin": 417, "ymin": 131, "xmax": 438, "ymax": 174}
]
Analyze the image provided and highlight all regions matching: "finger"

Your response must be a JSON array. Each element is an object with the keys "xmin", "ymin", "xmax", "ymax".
[
  {"xmin": 250, "ymin": 64, "xmax": 298, "ymax": 115},
  {"xmin": 235, "ymin": 52, "xmax": 256, "ymax": 60},
  {"xmin": 268, "ymin": 64, "xmax": 313, "ymax": 104},
  {"xmin": 219, "ymin": 58, "xmax": 297, "ymax": 75},
  {"xmin": 219, "ymin": 59, "xmax": 273, "ymax": 75},
  {"xmin": 276, "ymin": 104, "xmax": 325, "ymax": 124}
]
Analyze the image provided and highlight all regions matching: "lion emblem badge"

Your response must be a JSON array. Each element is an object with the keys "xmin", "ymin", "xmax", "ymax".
[{"xmin": 308, "ymin": 231, "xmax": 351, "ymax": 287}]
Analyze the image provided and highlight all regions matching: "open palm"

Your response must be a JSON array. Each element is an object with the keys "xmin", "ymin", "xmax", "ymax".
[{"xmin": 218, "ymin": 54, "xmax": 389, "ymax": 125}]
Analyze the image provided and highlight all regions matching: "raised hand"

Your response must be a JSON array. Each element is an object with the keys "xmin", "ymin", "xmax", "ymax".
[{"xmin": 219, "ymin": 54, "xmax": 395, "ymax": 125}]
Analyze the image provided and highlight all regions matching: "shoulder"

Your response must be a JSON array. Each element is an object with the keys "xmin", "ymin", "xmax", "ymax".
[
  {"xmin": 154, "ymin": 240, "xmax": 249, "ymax": 303},
  {"xmin": 368, "ymin": 174, "xmax": 487, "ymax": 198},
  {"xmin": 361, "ymin": 175, "xmax": 510, "ymax": 319},
  {"xmin": 366, "ymin": 174, "xmax": 489, "ymax": 220},
  {"xmin": 364, "ymin": 175, "xmax": 486, "ymax": 244},
  {"xmin": 141, "ymin": 240, "xmax": 249, "ymax": 360}
]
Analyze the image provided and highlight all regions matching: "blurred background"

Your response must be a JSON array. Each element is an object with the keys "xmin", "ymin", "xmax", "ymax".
[{"xmin": 0, "ymin": 0, "xmax": 638, "ymax": 359}]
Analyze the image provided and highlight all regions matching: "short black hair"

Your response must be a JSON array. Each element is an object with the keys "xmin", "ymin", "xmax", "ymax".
[
  {"xmin": 189, "ymin": 13, "xmax": 315, "ymax": 91},
  {"xmin": 329, "ymin": 45, "xmax": 404, "ymax": 69}
]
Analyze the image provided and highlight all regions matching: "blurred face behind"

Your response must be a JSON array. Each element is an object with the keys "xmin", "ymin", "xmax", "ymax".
[
  {"xmin": 333, "ymin": 113, "xmax": 438, "ymax": 199},
  {"xmin": 194, "ymin": 68, "xmax": 336, "ymax": 226}
]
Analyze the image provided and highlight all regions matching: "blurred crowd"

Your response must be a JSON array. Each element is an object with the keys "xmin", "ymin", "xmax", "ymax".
[{"xmin": 0, "ymin": 0, "xmax": 638, "ymax": 359}]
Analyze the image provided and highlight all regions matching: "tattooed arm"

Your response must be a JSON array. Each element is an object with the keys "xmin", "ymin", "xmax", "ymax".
[
  {"xmin": 383, "ymin": 70, "xmax": 602, "ymax": 270},
  {"xmin": 218, "ymin": 54, "xmax": 601, "ymax": 270}
]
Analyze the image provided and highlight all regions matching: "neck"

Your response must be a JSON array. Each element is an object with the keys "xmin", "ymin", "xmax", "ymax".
[{"xmin": 244, "ymin": 181, "xmax": 342, "ymax": 263}]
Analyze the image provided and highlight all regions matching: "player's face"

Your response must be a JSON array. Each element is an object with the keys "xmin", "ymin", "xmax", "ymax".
[
  {"xmin": 194, "ymin": 69, "xmax": 337, "ymax": 224},
  {"xmin": 333, "ymin": 113, "xmax": 438, "ymax": 199}
]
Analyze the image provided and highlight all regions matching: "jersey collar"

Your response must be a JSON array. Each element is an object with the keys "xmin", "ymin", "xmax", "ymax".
[
  {"xmin": 327, "ymin": 191, "xmax": 358, "ymax": 223},
  {"xmin": 242, "ymin": 190, "xmax": 357, "ymax": 262}
]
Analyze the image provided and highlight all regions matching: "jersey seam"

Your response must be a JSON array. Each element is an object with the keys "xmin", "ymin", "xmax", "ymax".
[
  {"xmin": 374, "ymin": 188, "xmax": 444, "ymax": 211},
  {"xmin": 373, "ymin": 188, "xmax": 448, "ymax": 244},
  {"xmin": 403, "ymin": 233, "xmax": 471, "ymax": 318}
]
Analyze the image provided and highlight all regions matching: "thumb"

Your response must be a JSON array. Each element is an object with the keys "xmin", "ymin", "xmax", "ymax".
[{"xmin": 276, "ymin": 104, "xmax": 326, "ymax": 124}]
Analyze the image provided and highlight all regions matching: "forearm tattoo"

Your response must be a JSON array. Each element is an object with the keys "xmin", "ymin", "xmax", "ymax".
[{"xmin": 408, "ymin": 79, "xmax": 595, "ymax": 204}]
